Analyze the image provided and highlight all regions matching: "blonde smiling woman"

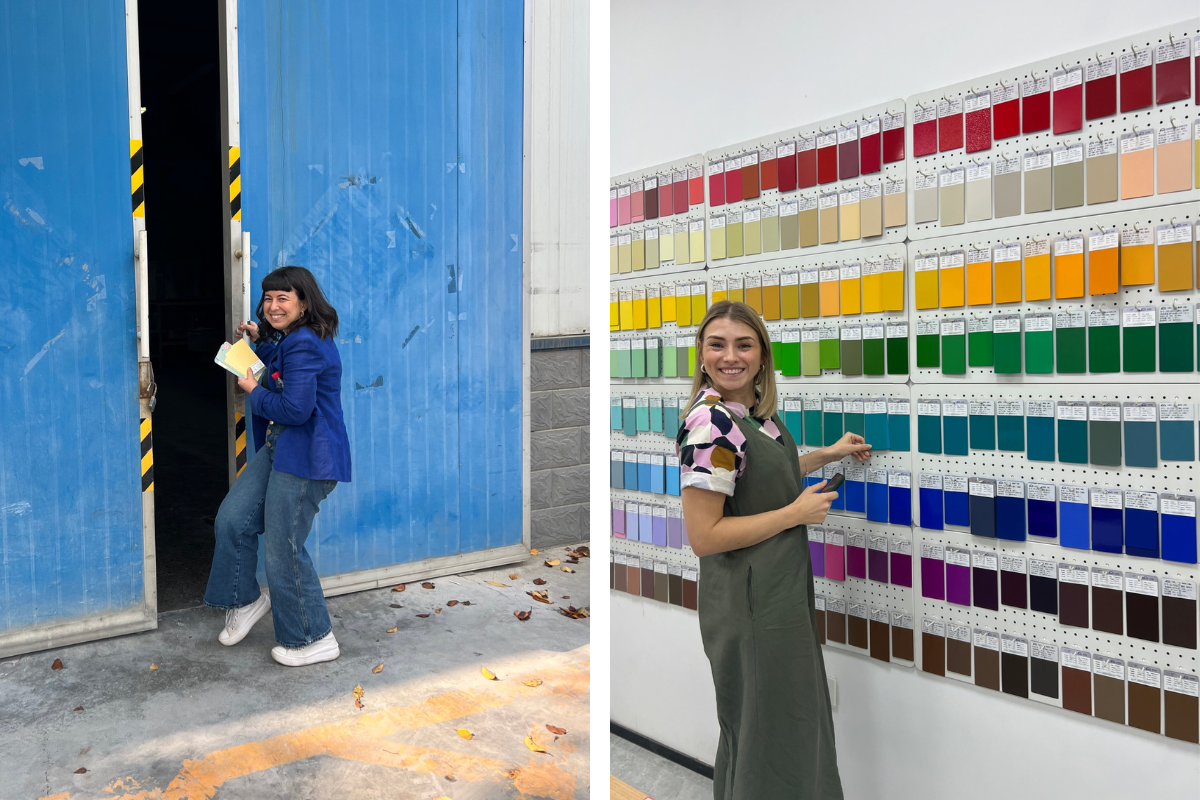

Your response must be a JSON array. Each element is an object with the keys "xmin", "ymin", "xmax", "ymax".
[{"xmin": 677, "ymin": 300, "xmax": 871, "ymax": 800}]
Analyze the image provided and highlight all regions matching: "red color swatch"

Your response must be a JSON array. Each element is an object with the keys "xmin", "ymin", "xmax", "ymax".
[
  {"xmin": 1053, "ymin": 82, "xmax": 1082, "ymax": 135},
  {"xmin": 777, "ymin": 146, "xmax": 797, "ymax": 193},
  {"xmin": 672, "ymin": 174, "xmax": 687, "ymax": 214},
  {"xmin": 1120, "ymin": 61, "xmax": 1152, "ymax": 112},
  {"xmin": 817, "ymin": 137, "xmax": 838, "ymax": 184},
  {"xmin": 708, "ymin": 168, "xmax": 725, "ymax": 207},
  {"xmin": 688, "ymin": 169, "xmax": 703, "ymax": 206},
  {"xmin": 938, "ymin": 110, "xmax": 963, "ymax": 152},
  {"xmin": 882, "ymin": 124, "xmax": 905, "ymax": 163},
  {"xmin": 993, "ymin": 91, "xmax": 1019, "ymax": 139},
  {"xmin": 838, "ymin": 138, "xmax": 859, "ymax": 180},
  {"xmin": 1086, "ymin": 70, "xmax": 1116, "ymax": 120},
  {"xmin": 1156, "ymin": 51, "xmax": 1191, "ymax": 104},
  {"xmin": 913, "ymin": 118, "xmax": 937, "ymax": 157},
  {"xmin": 860, "ymin": 127, "xmax": 882, "ymax": 174},
  {"xmin": 965, "ymin": 103, "xmax": 991, "ymax": 153},
  {"xmin": 724, "ymin": 162, "xmax": 743, "ymax": 203},
  {"xmin": 644, "ymin": 182, "xmax": 658, "ymax": 220},
  {"xmin": 760, "ymin": 152, "xmax": 778, "ymax": 190},
  {"xmin": 1023, "ymin": 88, "xmax": 1050, "ymax": 134},
  {"xmin": 657, "ymin": 179, "xmax": 672, "ymax": 218},
  {"xmin": 797, "ymin": 146, "xmax": 817, "ymax": 189}
]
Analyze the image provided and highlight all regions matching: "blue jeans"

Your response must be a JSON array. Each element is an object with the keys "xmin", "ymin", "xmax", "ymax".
[{"xmin": 204, "ymin": 424, "xmax": 337, "ymax": 647}]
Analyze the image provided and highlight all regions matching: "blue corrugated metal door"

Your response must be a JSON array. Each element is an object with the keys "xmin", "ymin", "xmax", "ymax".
[
  {"xmin": 237, "ymin": 0, "xmax": 524, "ymax": 583},
  {"xmin": 0, "ymin": 2, "xmax": 152, "ymax": 654}
]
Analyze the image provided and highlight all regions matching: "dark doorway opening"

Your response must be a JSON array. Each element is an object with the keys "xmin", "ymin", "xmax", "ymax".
[{"xmin": 140, "ymin": 7, "xmax": 227, "ymax": 612}]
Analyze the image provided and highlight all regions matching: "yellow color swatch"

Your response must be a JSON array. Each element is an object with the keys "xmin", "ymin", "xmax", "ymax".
[
  {"xmin": 659, "ymin": 228, "xmax": 675, "ymax": 263},
  {"xmin": 966, "ymin": 255, "xmax": 992, "ymax": 306},
  {"xmin": 939, "ymin": 260, "xmax": 965, "ymax": 308},
  {"xmin": 882, "ymin": 263, "xmax": 904, "ymax": 312},
  {"xmin": 661, "ymin": 287, "xmax": 676, "ymax": 323},
  {"xmin": 781, "ymin": 275, "xmax": 800, "ymax": 318},
  {"xmin": 840, "ymin": 266, "xmax": 862, "ymax": 315},
  {"xmin": 728, "ymin": 277, "xmax": 744, "ymax": 304},
  {"xmin": 745, "ymin": 277, "xmax": 763, "ymax": 315},
  {"xmin": 609, "ymin": 290, "xmax": 619, "ymax": 330},
  {"xmin": 1159, "ymin": 242, "xmax": 1194, "ymax": 292},
  {"xmin": 690, "ymin": 284, "xmax": 707, "ymax": 321},
  {"xmin": 839, "ymin": 197, "xmax": 860, "ymax": 241},
  {"xmin": 711, "ymin": 279, "xmax": 727, "ymax": 305},
  {"xmin": 675, "ymin": 284, "xmax": 692, "ymax": 326},
  {"xmin": 646, "ymin": 234, "xmax": 659, "ymax": 271},
  {"xmin": 689, "ymin": 225, "xmax": 705, "ymax": 264},
  {"xmin": 618, "ymin": 237, "xmax": 632, "ymax": 273},
  {"xmin": 727, "ymin": 218, "xmax": 744, "ymax": 258},
  {"xmin": 995, "ymin": 260, "xmax": 1021, "ymax": 304},
  {"xmin": 862, "ymin": 264, "xmax": 883, "ymax": 313},
  {"xmin": 675, "ymin": 227, "xmax": 690, "ymax": 266},
  {"xmin": 710, "ymin": 218, "xmax": 727, "ymax": 260},
  {"xmin": 618, "ymin": 290, "xmax": 634, "ymax": 330},
  {"xmin": 647, "ymin": 290, "xmax": 662, "ymax": 327},
  {"xmin": 762, "ymin": 275, "xmax": 781, "ymax": 320},
  {"xmin": 1025, "ymin": 252, "xmax": 1051, "ymax": 301},
  {"xmin": 632, "ymin": 237, "xmax": 645, "ymax": 272},
  {"xmin": 1121, "ymin": 243, "xmax": 1154, "ymax": 286},
  {"xmin": 819, "ymin": 268, "xmax": 840, "ymax": 316},
  {"xmin": 632, "ymin": 290, "xmax": 647, "ymax": 329},
  {"xmin": 609, "ymin": 239, "xmax": 618, "ymax": 274},
  {"xmin": 744, "ymin": 214, "xmax": 762, "ymax": 256},
  {"xmin": 914, "ymin": 258, "xmax": 939, "ymax": 310},
  {"xmin": 1054, "ymin": 253, "xmax": 1084, "ymax": 299}
]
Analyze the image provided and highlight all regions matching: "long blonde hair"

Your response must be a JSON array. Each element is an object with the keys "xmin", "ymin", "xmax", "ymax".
[{"xmin": 687, "ymin": 300, "xmax": 778, "ymax": 420}]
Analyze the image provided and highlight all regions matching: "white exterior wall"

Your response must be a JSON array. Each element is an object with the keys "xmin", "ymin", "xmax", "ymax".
[{"xmin": 528, "ymin": 0, "xmax": 589, "ymax": 337}]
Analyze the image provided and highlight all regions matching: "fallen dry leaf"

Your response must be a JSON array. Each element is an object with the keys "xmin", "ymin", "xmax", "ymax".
[
  {"xmin": 514, "ymin": 609, "xmax": 531, "ymax": 621},
  {"xmin": 532, "ymin": 578, "xmax": 547, "ymax": 586},
  {"xmin": 389, "ymin": 603, "xmax": 403, "ymax": 609},
  {"xmin": 485, "ymin": 581, "xmax": 509, "ymax": 587},
  {"xmin": 445, "ymin": 774, "xmax": 457, "ymax": 782},
  {"xmin": 353, "ymin": 685, "xmax": 364, "ymax": 700},
  {"xmin": 546, "ymin": 724, "xmax": 567, "ymax": 736},
  {"xmin": 73, "ymin": 706, "xmax": 84, "ymax": 712},
  {"xmin": 461, "ymin": 600, "xmax": 472, "ymax": 606},
  {"xmin": 386, "ymin": 626, "xmax": 398, "ymax": 633},
  {"xmin": 530, "ymin": 548, "xmax": 538, "ymax": 556},
  {"xmin": 506, "ymin": 768, "xmax": 521, "ymax": 779},
  {"xmin": 524, "ymin": 734, "xmax": 549, "ymax": 754},
  {"xmin": 573, "ymin": 545, "xmax": 590, "ymax": 558},
  {"xmin": 421, "ymin": 582, "xmax": 435, "ymax": 589},
  {"xmin": 560, "ymin": 566, "xmax": 575, "ymax": 573},
  {"xmin": 457, "ymin": 728, "xmax": 473, "ymax": 740},
  {"xmin": 558, "ymin": 605, "xmax": 589, "ymax": 619},
  {"xmin": 416, "ymin": 613, "xmax": 430, "ymax": 618},
  {"xmin": 51, "ymin": 659, "xmax": 63, "ymax": 671},
  {"xmin": 527, "ymin": 590, "xmax": 552, "ymax": 604},
  {"xmin": 74, "ymin": 767, "xmax": 87, "ymax": 774},
  {"xmin": 372, "ymin": 663, "xmax": 384, "ymax": 674},
  {"xmin": 566, "ymin": 557, "xmax": 580, "ymax": 564},
  {"xmin": 446, "ymin": 600, "xmax": 459, "ymax": 607},
  {"xmin": 481, "ymin": 666, "xmax": 498, "ymax": 681},
  {"xmin": 562, "ymin": 596, "xmax": 570, "ymax": 599},
  {"xmin": 544, "ymin": 558, "xmax": 561, "ymax": 567},
  {"xmin": 391, "ymin": 584, "xmax": 406, "ymax": 592},
  {"xmin": 355, "ymin": 698, "xmax": 364, "ymax": 709},
  {"xmin": 149, "ymin": 663, "xmax": 158, "ymax": 671},
  {"xmin": 435, "ymin": 608, "xmax": 442, "ymax": 614},
  {"xmin": 508, "ymin": 573, "xmax": 519, "ymax": 580},
  {"xmin": 524, "ymin": 679, "xmax": 542, "ymax": 687}
]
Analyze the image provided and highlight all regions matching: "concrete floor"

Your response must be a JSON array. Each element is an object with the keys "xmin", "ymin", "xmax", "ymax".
[
  {"xmin": 609, "ymin": 734, "xmax": 712, "ymax": 800},
  {"xmin": 0, "ymin": 545, "xmax": 591, "ymax": 800}
]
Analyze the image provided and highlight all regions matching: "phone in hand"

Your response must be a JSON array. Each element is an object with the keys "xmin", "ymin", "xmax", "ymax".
[{"xmin": 819, "ymin": 473, "xmax": 845, "ymax": 494}]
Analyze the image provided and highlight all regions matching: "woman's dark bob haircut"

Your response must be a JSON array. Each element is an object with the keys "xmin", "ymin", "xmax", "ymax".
[{"xmin": 256, "ymin": 265, "xmax": 339, "ymax": 339}]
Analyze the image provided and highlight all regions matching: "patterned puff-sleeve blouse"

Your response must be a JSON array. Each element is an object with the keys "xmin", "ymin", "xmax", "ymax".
[{"xmin": 676, "ymin": 387, "xmax": 784, "ymax": 496}]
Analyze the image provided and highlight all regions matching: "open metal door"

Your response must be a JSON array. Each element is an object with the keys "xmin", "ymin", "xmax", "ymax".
[
  {"xmin": 220, "ymin": 0, "xmax": 526, "ymax": 594},
  {"xmin": 0, "ymin": 0, "xmax": 157, "ymax": 658}
]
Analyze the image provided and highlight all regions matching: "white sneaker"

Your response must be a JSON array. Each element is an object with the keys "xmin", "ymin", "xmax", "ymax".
[
  {"xmin": 271, "ymin": 631, "xmax": 340, "ymax": 667},
  {"xmin": 218, "ymin": 594, "xmax": 271, "ymax": 646}
]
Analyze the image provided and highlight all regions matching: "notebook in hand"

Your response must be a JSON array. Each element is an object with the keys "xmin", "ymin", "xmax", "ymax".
[{"xmin": 214, "ymin": 339, "xmax": 265, "ymax": 380}]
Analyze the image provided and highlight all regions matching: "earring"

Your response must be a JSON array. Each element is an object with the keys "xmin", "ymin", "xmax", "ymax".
[{"xmin": 700, "ymin": 364, "xmax": 707, "ymax": 373}]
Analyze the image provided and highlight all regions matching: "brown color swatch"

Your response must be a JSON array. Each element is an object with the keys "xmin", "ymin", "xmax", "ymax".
[
  {"xmin": 799, "ymin": 283, "xmax": 819, "ymax": 318},
  {"xmin": 614, "ymin": 562, "xmax": 627, "ymax": 592},
  {"xmin": 818, "ymin": 206, "xmax": 838, "ymax": 245},
  {"xmin": 1128, "ymin": 682, "xmax": 1161, "ymax": 734},
  {"xmin": 1001, "ymin": 652, "xmax": 1029, "ymax": 698},
  {"xmin": 848, "ymin": 615, "xmax": 868, "ymax": 649},
  {"xmin": 626, "ymin": 565, "xmax": 640, "ymax": 596},
  {"xmin": 922, "ymin": 632, "xmax": 946, "ymax": 676},
  {"xmin": 1126, "ymin": 592, "xmax": 1159, "ymax": 642},
  {"xmin": 653, "ymin": 571, "xmax": 669, "ymax": 603},
  {"xmin": 947, "ymin": 638, "xmax": 971, "ymax": 677},
  {"xmin": 827, "ymin": 610, "xmax": 846, "ymax": 644},
  {"xmin": 682, "ymin": 576, "xmax": 697, "ymax": 610},
  {"xmin": 640, "ymin": 567, "xmax": 654, "ymax": 599},
  {"xmin": 1092, "ymin": 585, "xmax": 1124, "ymax": 634},
  {"xmin": 1163, "ymin": 595, "xmax": 1197, "ymax": 649},
  {"xmin": 668, "ymin": 573, "xmax": 683, "ymax": 606},
  {"xmin": 869, "ymin": 619, "xmax": 890, "ymax": 662},
  {"xmin": 1059, "ymin": 582, "xmax": 1089, "ymax": 628},
  {"xmin": 892, "ymin": 627, "xmax": 914, "ymax": 662},
  {"xmin": 1165, "ymin": 691, "xmax": 1199, "ymax": 743},
  {"xmin": 1062, "ymin": 665, "xmax": 1092, "ymax": 715},
  {"xmin": 1159, "ymin": 242, "xmax": 1194, "ymax": 292},
  {"xmin": 975, "ymin": 646, "xmax": 1000, "ymax": 691},
  {"xmin": 1093, "ymin": 674, "xmax": 1125, "ymax": 724}
]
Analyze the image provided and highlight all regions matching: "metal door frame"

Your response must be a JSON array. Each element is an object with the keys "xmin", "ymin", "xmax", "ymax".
[{"xmin": 215, "ymin": 1, "xmax": 532, "ymax": 596}]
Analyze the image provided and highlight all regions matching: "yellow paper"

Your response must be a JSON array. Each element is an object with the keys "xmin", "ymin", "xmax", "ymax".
[
  {"xmin": 215, "ymin": 339, "xmax": 264, "ymax": 379},
  {"xmin": 647, "ymin": 292, "xmax": 662, "ymax": 328},
  {"xmin": 632, "ymin": 237, "xmax": 645, "ymax": 272},
  {"xmin": 689, "ymin": 226, "xmax": 705, "ymax": 263},
  {"xmin": 819, "ymin": 270, "xmax": 839, "ymax": 316},
  {"xmin": 1122, "ymin": 243, "xmax": 1154, "ymax": 286},
  {"xmin": 1159, "ymin": 242, "xmax": 1194, "ymax": 292},
  {"xmin": 1025, "ymin": 253, "xmax": 1051, "ymax": 301},
  {"xmin": 966, "ymin": 257, "xmax": 992, "ymax": 306}
]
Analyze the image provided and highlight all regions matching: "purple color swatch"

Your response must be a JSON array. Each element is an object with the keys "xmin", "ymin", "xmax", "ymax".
[
  {"xmin": 921, "ymin": 556, "xmax": 944, "ymax": 599},
  {"xmin": 810, "ymin": 541, "xmax": 826, "ymax": 577},
  {"xmin": 667, "ymin": 515, "xmax": 682, "ymax": 549},
  {"xmin": 890, "ymin": 551, "xmax": 913, "ymax": 587},
  {"xmin": 825, "ymin": 541, "xmax": 846, "ymax": 581},
  {"xmin": 638, "ymin": 510, "xmax": 652, "ymax": 543},
  {"xmin": 652, "ymin": 514, "xmax": 667, "ymax": 547},
  {"xmin": 868, "ymin": 548, "xmax": 889, "ymax": 583},
  {"xmin": 946, "ymin": 560, "xmax": 971, "ymax": 606},
  {"xmin": 613, "ymin": 505, "xmax": 625, "ymax": 537},
  {"xmin": 847, "ymin": 543, "xmax": 867, "ymax": 580}
]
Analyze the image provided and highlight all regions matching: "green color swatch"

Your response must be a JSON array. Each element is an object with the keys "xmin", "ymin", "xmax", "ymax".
[
  {"xmin": 968, "ymin": 330, "xmax": 993, "ymax": 367},
  {"xmin": 1056, "ymin": 326, "xmax": 1085, "ymax": 373},
  {"xmin": 842, "ymin": 338, "xmax": 863, "ymax": 375},
  {"xmin": 863, "ymin": 338, "xmax": 886, "ymax": 375},
  {"xmin": 942, "ymin": 333, "xmax": 966, "ymax": 375}
]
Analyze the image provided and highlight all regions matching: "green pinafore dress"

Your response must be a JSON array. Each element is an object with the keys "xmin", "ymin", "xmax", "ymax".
[{"xmin": 692, "ymin": 400, "xmax": 843, "ymax": 799}]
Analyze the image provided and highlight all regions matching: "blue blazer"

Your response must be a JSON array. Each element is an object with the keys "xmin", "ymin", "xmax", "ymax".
[{"xmin": 249, "ymin": 327, "xmax": 352, "ymax": 482}]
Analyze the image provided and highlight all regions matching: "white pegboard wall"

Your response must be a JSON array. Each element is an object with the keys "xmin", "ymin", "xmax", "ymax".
[
  {"xmin": 704, "ymin": 98, "xmax": 909, "ymax": 264},
  {"xmin": 908, "ymin": 383, "xmax": 1197, "ymax": 512},
  {"xmin": 913, "ymin": 528, "xmax": 1199, "ymax": 687},
  {"xmin": 905, "ymin": 202, "xmax": 1200, "ymax": 383},
  {"xmin": 611, "ymin": 533, "xmax": 699, "ymax": 571},
  {"xmin": 906, "ymin": 19, "xmax": 1200, "ymax": 240}
]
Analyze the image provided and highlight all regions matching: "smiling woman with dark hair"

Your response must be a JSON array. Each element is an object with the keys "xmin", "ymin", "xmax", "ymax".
[{"xmin": 203, "ymin": 265, "xmax": 352, "ymax": 667}]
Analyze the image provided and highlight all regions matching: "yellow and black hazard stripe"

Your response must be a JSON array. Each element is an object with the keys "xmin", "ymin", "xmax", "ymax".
[
  {"xmin": 130, "ymin": 139, "xmax": 145, "ymax": 218},
  {"xmin": 228, "ymin": 146, "xmax": 241, "ymax": 221},
  {"xmin": 235, "ymin": 411, "xmax": 247, "ymax": 476},
  {"xmin": 140, "ymin": 417, "xmax": 154, "ymax": 492}
]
